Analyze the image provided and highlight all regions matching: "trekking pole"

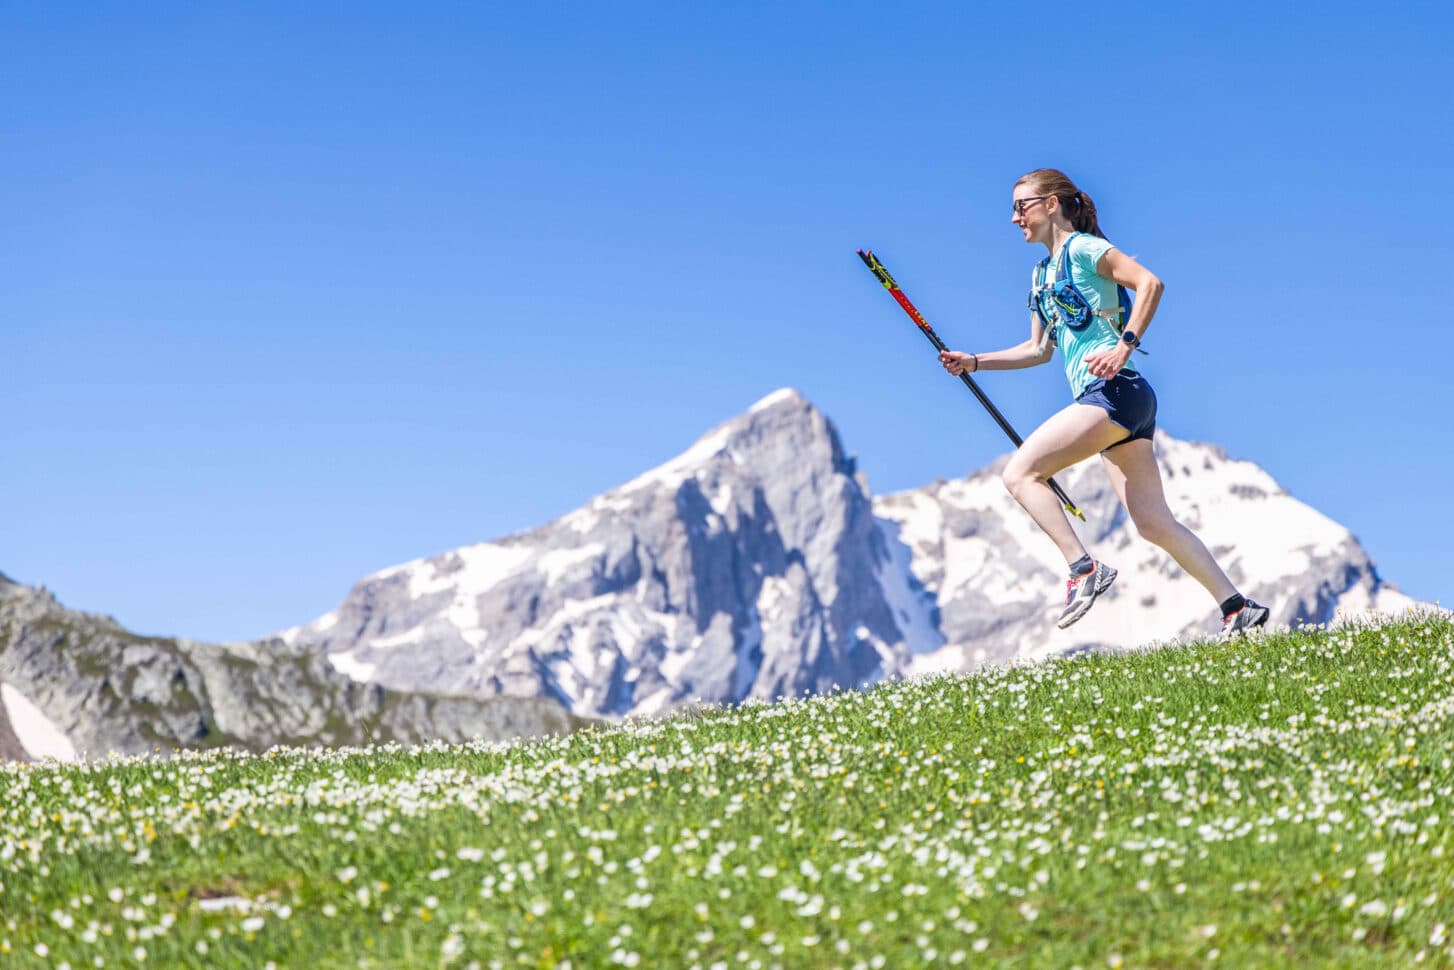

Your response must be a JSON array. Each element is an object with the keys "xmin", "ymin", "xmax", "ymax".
[{"xmin": 857, "ymin": 248, "xmax": 1086, "ymax": 522}]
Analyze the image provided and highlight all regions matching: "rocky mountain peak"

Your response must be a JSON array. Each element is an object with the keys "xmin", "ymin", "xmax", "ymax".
[
  {"xmin": 608, "ymin": 387, "xmax": 854, "ymax": 499},
  {"xmin": 279, "ymin": 388, "xmax": 937, "ymax": 718}
]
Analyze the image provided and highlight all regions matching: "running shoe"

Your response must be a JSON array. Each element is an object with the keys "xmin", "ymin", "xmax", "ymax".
[
  {"xmin": 1057, "ymin": 560, "xmax": 1117, "ymax": 629},
  {"xmin": 1219, "ymin": 599, "xmax": 1271, "ymax": 641}
]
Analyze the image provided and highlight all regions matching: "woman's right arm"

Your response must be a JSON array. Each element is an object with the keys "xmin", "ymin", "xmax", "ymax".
[{"xmin": 938, "ymin": 313, "xmax": 1055, "ymax": 376}]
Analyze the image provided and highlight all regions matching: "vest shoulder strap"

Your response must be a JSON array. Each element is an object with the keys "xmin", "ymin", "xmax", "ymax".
[
  {"xmin": 1028, "ymin": 257, "xmax": 1051, "ymax": 311},
  {"xmin": 1054, "ymin": 232, "xmax": 1079, "ymax": 283}
]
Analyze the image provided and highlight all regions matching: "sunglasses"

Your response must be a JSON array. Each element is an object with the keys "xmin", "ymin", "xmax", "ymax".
[{"xmin": 1012, "ymin": 196, "xmax": 1050, "ymax": 216}]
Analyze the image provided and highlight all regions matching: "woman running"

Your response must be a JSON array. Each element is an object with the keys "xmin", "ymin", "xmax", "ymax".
[{"xmin": 938, "ymin": 168, "xmax": 1270, "ymax": 640}]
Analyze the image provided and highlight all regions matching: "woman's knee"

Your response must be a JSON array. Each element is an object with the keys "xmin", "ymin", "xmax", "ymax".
[
  {"xmin": 1001, "ymin": 464, "xmax": 1018, "ymax": 494},
  {"xmin": 1133, "ymin": 514, "xmax": 1180, "ymax": 548},
  {"xmin": 1002, "ymin": 456, "xmax": 1038, "ymax": 496}
]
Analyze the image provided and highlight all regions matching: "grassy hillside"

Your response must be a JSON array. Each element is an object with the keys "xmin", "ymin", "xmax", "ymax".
[{"xmin": 3, "ymin": 610, "xmax": 1453, "ymax": 968}]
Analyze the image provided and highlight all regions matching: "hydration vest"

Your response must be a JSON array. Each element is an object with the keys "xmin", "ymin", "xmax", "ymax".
[{"xmin": 1029, "ymin": 234, "xmax": 1134, "ymax": 343}]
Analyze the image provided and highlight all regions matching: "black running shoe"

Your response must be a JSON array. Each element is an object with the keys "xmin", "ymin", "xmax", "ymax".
[
  {"xmin": 1057, "ymin": 560, "xmax": 1117, "ymax": 629},
  {"xmin": 1219, "ymin": 599, "xmax": 1270, "ymax": 641}
]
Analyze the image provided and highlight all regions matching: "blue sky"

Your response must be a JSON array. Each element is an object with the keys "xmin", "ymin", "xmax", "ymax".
[{"xmin": 3, "ymin": 2, "xmax": 1449, "ymax": 641}]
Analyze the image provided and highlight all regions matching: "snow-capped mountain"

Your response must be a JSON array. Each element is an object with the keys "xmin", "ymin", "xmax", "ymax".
[
  {"xmin": 876, "ymin": 433, "xmax": 1418, "ymax": 676},
  {"xmin": 280, "ymin": 389, "xmax": 1422, "ymax": 719},
  {"xmin": 280, "ymin": 390, "xmax": 942, "ymax": 719}
]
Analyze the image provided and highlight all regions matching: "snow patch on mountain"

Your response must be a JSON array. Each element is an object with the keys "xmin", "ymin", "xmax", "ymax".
[
  {"xmin": 874, "ymin": 518, "xmax": 944, "ymax": 656},
  {"xmin": 1, "ymin": 682, "xmax": 77, "ymax": 762}
]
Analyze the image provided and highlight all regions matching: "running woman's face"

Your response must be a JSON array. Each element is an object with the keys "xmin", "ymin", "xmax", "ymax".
[{"xmin": 1011, "ymin": 189, "xmax": 1054, "ymax": 245}]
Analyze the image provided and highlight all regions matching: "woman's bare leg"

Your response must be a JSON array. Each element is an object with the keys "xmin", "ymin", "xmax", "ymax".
[
  {"xmin": 1002, "ymin": 403, "xmax": 1129, "ymax": 563},
  {"xmin": 1099, "ymin": 438, "xmax": 1238, "ymax": 604}
]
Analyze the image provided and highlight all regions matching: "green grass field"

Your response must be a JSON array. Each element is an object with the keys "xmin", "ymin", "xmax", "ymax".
[{"xmin": 4, "ymin": 610, "xmax": 1453, "ymax": 968}]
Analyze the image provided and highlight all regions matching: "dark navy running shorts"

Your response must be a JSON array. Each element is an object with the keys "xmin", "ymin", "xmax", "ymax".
[{"xmin": 1076, "ymin": 371, "xmax": 1157, "ymax": 449}]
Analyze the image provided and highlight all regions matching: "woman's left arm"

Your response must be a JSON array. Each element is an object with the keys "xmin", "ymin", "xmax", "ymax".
[{"xmin": 1085, "ymin": 248, "xmax": 1165, "ymax": 379}]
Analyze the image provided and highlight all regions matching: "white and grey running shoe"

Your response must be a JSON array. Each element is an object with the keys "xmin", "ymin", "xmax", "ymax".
[
  {"xmin": 1057, "ymin": 560, "xmax": 1117, "ymax": 629},
  {"xmin": 1219, "ymin": 600, "xmax": 1270, "ymax": 641}
]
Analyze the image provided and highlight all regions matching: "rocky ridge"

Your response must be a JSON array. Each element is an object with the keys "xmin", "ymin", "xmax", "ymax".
[{"xmin": 0, "ymin": 573, "xmax": 587, "ymax": 762}]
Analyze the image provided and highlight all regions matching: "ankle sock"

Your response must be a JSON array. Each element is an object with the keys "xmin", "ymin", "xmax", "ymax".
[
  {"xmin": 1220, "ymin": 593, "xmax": 1247, "ymax": 617},
  {"xmin": 1068, "ymin": 555, "xmax": 1095, "ymax": 577}
]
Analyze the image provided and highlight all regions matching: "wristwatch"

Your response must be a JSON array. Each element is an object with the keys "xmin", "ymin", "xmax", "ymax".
[{"xmin": 1121, "ymin": 330, "xmax": 1141, "ymax": 348}]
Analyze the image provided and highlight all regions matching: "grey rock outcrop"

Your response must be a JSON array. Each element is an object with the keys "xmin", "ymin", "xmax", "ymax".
[
  {"xmin": 0, "ymin": 575, "xmax": 587, "ymax": 762},
  {"xmin": 281, "ymin": 389, "xmax": 943, "ymax": 719}
]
